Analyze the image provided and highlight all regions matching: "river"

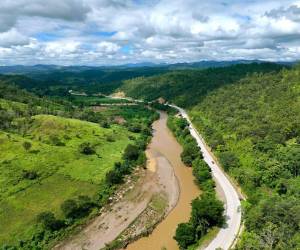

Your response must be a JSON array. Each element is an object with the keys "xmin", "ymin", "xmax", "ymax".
[{"xmin": 126, "ymin": 112, "xmax": 200, "ymax": 250}]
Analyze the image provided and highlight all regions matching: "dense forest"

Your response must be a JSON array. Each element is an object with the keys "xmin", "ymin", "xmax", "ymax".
[
  {"xmin": 189, "ymin": 66, "xmax": 300, "ymax": 249},
  {"xmin": 121, "ymin": 63, "xmax": 300, "ymax": 249},
  {"xmin": 120, "ymin": 63, "xmax": 286, "ymax": 107}
]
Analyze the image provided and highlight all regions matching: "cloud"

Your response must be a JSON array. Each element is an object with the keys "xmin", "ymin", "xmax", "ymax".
[
  {"xmin": 0, "ymin": 28, "xmax": 30, "ymax": 47},
  {"xmin": 0, "ymin": 0, "xmax": 90, "ymax": 32},
  {"xmin": 1, "ymin": 0, "xmax": 300, "ymax": 65},
  {"xmin": 266, "ymin": 4, "xmax": 300, "ymax": 21},
  {"xmin": 96, "ymin": 41, "xmax": 120, "ymax": 53}
]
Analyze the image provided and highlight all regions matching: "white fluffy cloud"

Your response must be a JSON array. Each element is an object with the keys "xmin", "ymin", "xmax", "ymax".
[{"xmin": 0, "ymin": 0, "xmax": 300, "ymax": 65}]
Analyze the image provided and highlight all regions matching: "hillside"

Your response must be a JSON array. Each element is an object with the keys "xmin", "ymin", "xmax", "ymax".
[
  {"xmin": 0, "ymin": 82, "xmax": 156, "ymax": 248},
  {"xmin": 0, "ymin": 106, "xmax": 133, "ymax": 245},
  {"xmin": 189, "ymin": 66, "xmax": 300, "ymax": 249},
  {"xmin": 120, "ymin": 63, "xmax": 285, "ymax": 107}
]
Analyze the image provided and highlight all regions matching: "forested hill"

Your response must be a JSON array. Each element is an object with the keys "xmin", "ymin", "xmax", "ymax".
[
  {"xmin": 189, "ymin": 66, "xmax": 300, "ymax": 249},
  {"xmin": 120, "ymin": 63, "xmax": 285, "ymax": 107}
]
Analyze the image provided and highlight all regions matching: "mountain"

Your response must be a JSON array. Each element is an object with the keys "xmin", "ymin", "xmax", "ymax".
[{"xmin": 0, "ymin": 60, "xmax": 295, "ymax": 75}]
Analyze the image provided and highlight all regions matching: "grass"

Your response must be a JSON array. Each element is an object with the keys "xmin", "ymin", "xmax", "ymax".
[
  {"xmin": 0, "ymin": 114, "xmax": 135, "ymax": 245},
  {"xmin": 187, "ymin": 227, "xmax": 220, "ymax": 250}
]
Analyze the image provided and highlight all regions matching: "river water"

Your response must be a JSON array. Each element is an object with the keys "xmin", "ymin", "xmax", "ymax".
[{"xmin": 126, "ymin": 112, "xmax": 200, "ymax": 250}]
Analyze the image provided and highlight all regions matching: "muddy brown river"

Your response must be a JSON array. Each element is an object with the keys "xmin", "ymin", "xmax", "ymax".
[{"xmin": 126, "ymin": 112, "xmax": 200, "ymax": 250}]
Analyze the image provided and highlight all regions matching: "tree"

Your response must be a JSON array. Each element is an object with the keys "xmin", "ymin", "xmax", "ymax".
[
  {"xmin": 191, "ymin": 194, "xmax": 225, "ymax": 231},
  {"xmin": 61, "ymin": 199, "xmax": 78, "ymax": 219},
  {"xmin": 105, "ymin": 169, "xmax": 123, "ymax": 186},
  {"xmin": 36, "ymin": 212, "xmax": 64, "ymax": 231},
  {"xmin": 123, "ymin": 144, "xmax": 139, "ymax": 161},
  {"xmin": 181, "ymin": 143, "xmax": 199, "ymax": 166},
  {"xmin": 174, "ymin": 223, "xmax": 196, "ymax": 249},
  {"xmin": 218, "ymin": 151, "xmax": 240, "ymax": 171}
]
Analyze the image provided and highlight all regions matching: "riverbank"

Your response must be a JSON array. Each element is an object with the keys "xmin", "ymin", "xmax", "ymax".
[
  {"xmin": 54, "ymin": 112, "xmax": 199, "ymax": 250},
  {"xmin": 125, "ymin": 112, "xmax": 200, "ymax": 250}
]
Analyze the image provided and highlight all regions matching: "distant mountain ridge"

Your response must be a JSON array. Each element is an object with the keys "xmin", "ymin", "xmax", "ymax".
[{"xmin": 0, "ymin": 60, "xmax": 296, "ymax": 74}]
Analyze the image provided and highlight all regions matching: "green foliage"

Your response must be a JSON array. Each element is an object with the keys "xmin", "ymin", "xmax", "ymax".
[
  {"xmin": 123, "ymin": 144, "xmax": 140, "ymax": 161},
  {"xmin": 174, "ymin": 223, "xmax": 196, "ymax": 249},
  {"xmin": 79, "ymin": 142, "xmax": 96, "ymax": 155},
  {"xmin": 121, "ymin": 63, "xmax": 285, "ymax": 107},
  {"xmin": 36, "ymin": 212, "xmax": 65, "ymax": 231},
  {"xmin": 218, "ymin": 151, "xmax": 240, "ymax": 171},
  {"xmin": 188, "ymin": 66, "xmax": 300, "ymax": 248},
  {"xmin": 22, "ymin": 170, "xmax": 38, "ymax": 180},
  {"xmin": 191, "ymin": 194, "xmax": 224, "ymax": 230},
  {"xmin": 61, "ymin": 199, "xmax": 79, "ymax": 219},
  {"xmin": 168, "ymin": 114, "xmax": 224, "ymax": 249},
  {"xmin": 22, "ymin": 141, "xmax": 32, "ymax": 151},
  {"xmin": 0, "ymin": 81, "xmax": 156, "ymax": 247}
]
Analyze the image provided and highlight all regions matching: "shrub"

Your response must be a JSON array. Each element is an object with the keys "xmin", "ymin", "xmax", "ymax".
[
  {"xmin": 100, "ymin": 120, "xmax": 111, "ymax": 128},
  {"xmin": 22, "ymin": 141, "xmax": 32, "ymax": 151},
  {"xmin": 128, "ymin": 123, "xmax": 142, "ymax": 133},
  {"xmin": 49, "ymin": 135, "xmax": 65, "ymax": 146},
  {"xmin": 22, "ymin": 170, "xmax": 38, "ymax": 180},
  {"xmin": 79, "ymin": 142, "xmax": 96, "ymax": 155}
]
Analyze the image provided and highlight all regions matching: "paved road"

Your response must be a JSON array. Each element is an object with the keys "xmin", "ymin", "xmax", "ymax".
[
  {"xmin": 107, "ymin": 95, "xmax": 242, "ymax": 249},
  {"xmin": 169, "ymin": 104, "xmax": 242, "ymax": 250}
]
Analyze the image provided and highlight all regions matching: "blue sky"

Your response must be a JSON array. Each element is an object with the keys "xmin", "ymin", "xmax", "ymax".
[{"xmin": 0, "ymin": 0, "xmax": 300, "ymax": 65}]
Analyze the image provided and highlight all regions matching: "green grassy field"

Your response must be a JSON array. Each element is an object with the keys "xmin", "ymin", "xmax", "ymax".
[{"xmin": 0, "ymin": 114, "xmax": 135, "ymax": 245}]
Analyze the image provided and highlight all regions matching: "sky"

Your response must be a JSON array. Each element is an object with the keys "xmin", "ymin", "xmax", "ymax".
[{"xmin": 1, "ymin": 0, "xmax": 300, "ymax": 65}]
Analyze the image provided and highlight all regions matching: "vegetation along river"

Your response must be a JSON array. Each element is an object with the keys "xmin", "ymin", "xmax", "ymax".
[{"xmin": 126, "ymin": 112, "xmax": 200, "ymax": 250}]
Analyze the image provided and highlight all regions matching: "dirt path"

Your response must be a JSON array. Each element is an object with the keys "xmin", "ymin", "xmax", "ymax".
[{"xmin": 54, "ymin": 112, "xmax": 181, "ymax": 250}]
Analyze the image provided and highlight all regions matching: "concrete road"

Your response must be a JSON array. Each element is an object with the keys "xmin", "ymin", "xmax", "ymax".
[{"xmin": 169, "ymin": 104, "xmax": 242, "ymax": 250}]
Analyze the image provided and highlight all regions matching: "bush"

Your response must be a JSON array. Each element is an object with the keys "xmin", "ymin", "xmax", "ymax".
[
  {"xmin": 22, "ymin": 170, "xmax": 38, "ymax": 180},
  {"xmin": 36, "ymin": 212, "xmax": 64, "ymax": 231},
  {"xmin": 22, "ymin": 141, "xmax": 32, "ymax": 151},
  {"xmin": 49, "ymin": 135, "xmax": 65, "ymax": 146},
  {"xmin": 128, "ymin": 123, "xmax": 142, "ymax": 133},
  {"xmin": 100, "ymin": 120, "xmax": 111, "ymax": 128},
  {"xmin": 79, "ymin": 142, "xmax": 96, "ymax": 155}
]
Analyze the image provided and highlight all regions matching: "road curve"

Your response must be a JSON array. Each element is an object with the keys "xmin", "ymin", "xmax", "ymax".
[
  {"xmin": 107, "ymin": 95, "xmax": 242, "ymax": 249},
  {"xmin": 169, "ymin": 104, "xmax": 242, "ymax": 250}
]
